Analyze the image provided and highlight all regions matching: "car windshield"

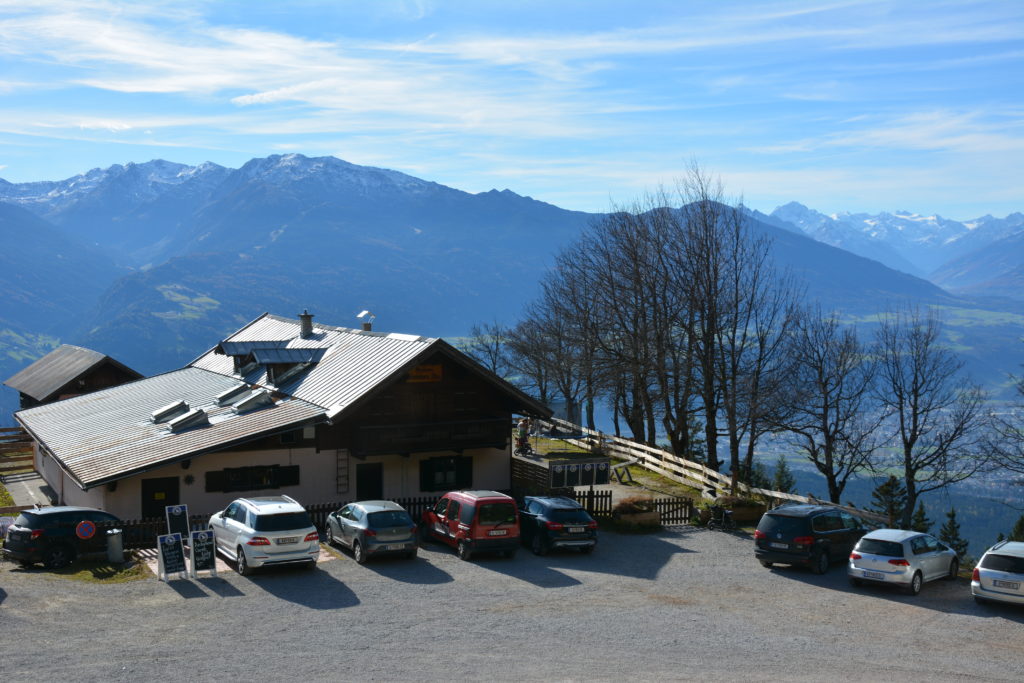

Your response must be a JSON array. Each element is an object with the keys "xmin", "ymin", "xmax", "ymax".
[
  {"xmin": 368, "ymin": 510, "xmax": 412, "ymax": 528},
  {"xmin": 549, "ymin": 509, "xmax": 593, "ymax": 524},
  {"xmin": 980, "ymin": 553, "xmax": 1024, "ymax": 573},
  {"xmin": 757, "ymin": 514, "xmax": 808, "ymax": 536},
  {"xmin": 252, "ymin": 511, "xmax": 312, "ymax": 532},
  {"xmin": 857, "ymin": 538, "xmax": 904, "ymax": 557},
  {"xmin": 14, "ymin": 512, "xmax": 38, "ymax": 527},
  {"xmin": 478, "ymin": 503, "xmax": 516, "ymax": 525}
]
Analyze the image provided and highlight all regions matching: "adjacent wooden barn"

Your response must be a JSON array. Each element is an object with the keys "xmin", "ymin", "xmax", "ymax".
[{"xmin": 4, "ymin": 344, "xmax": 143, "ymax": 410}]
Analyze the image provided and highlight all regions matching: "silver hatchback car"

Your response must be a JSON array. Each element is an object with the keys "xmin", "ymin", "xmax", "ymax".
[
  {"xmin": 325, "ymin": 500, "xmax": 418, "ymax": 563},
  {"xmin": 972, "ymin": 540, "xmax": 1024, "ymax": 606},
  {"xmin": 848, "ymin": 528, "xmax": 959, "ymax": 595}
]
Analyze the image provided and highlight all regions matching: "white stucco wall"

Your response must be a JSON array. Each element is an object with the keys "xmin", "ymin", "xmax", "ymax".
[
  {"xmin": 35, "ymin": 444, "xmax": 105, "ymax": 509},
  {"xmin": 99, "ymin": 446, "xmax": 334, "ymax": 519},
  {"xmin": 368, "ymin": 447, "xmax": 509, "ymax": 499},
  {"xmin": 36, "ymin": 442, "xmax": 512, "ymax": 519}
]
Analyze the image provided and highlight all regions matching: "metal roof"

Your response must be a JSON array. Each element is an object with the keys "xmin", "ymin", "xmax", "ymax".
[
  {"xmin": 3, "ymin": 345, "xmax": 141, "ymax": 402},
  {"xmin": 15, "ymin": 366, "xmax": 323, "ymax": 489},
  {"xmin": 191, "ymin": 314, "xmax": 439, "ymax": 412},
  {"xmin": 191, "ymin": 313, "xmax": 550, "ymax": 417},
  {"xmin": 17, "ymin": 312, "xmax": 550, "ymax": 489}
]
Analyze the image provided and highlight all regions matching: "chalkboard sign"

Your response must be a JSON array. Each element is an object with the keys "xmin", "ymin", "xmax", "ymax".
[
  {"xmin": 190, "ymin": 530, "xmax": 217, "ymax": 577},
  {"xmin": 157, "ymin": 532, "xmax": 186, "ymax": 580},
  {"xmin": 165, "ymin": 504, "xmax": 190, "ymax": 541}
]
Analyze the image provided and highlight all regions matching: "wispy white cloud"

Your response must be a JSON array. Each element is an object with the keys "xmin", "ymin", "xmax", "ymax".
[
  {"xmin": 746, "ymin": 110, "xmax": 1024, "ymax": 156},
  {"xmin": 0, "ymin": 0, "xmax": 1020, "ymax": 217}
]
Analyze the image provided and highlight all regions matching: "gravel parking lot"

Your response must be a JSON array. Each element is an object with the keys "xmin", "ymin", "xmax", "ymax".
[{"xmin": 3, "ymin": 526, "xmax": 1023, "ymax": 682}]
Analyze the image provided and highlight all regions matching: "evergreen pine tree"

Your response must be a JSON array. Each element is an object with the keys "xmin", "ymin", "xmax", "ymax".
[
  {"xmin": 869, "ymin": 475, "xmax": 907, "ymax": 528},
  {"xmin": 1010, "ymin": 514, "xmax": 1024, "ymax": 542},
  {"xmin": 939, "ymin": 507, "xmax": 970, "ymax": 558},
  {"xmin": 772, "ymin": 455, "xmax": 796, "ymax": 494},
  {"xmin": 910, "ymin": 501, "xmax": 933, "ymax": 533}
]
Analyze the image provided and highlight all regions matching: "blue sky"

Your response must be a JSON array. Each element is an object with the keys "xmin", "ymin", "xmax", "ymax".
[{"xmin": 0, "ymin": 0, "xmax": 1021, "ymax": 219}]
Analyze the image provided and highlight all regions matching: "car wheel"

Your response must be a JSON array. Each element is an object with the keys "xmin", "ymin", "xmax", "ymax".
[
  {"xmin": 811, "ymin": 549, "xmax": 830, "ymax": 575},
  {"xmin": 531, "ymin": 534, "xmax": 548, "ymax": 556},
  {"xmin": 324, "ymin": 526, "xmax": 334, "ymax": 546},
  {"xmin": 304, "ymin": 559, "xmax": 317, "ymax": 570},
  {"xmin": 353, "ymin": 540, "xmax": 367, "ymax": 564},
  {"xmin": 946, "ymin": 558, "xmax": 959, "ymax": 580},
  {"xmin": 236, "ymin": 547, "xmax": 251, "ymax": 576},
  {"xmin": 43, "ymin": 544, "xmax": 75, "ymax": 570},
  {"xmin": 906, "ymin": 571, "xmax": 923, "ymax": 596},
  {"xmin": 17, "ymin": 559, "xmax": 35, "ymax": 569},
  {"xmin": 457, "ymin": 540, "xmax": 473, "ymax": 561},
  {"xmin": 760, "ymin": 560, "xmax": 774, "ymax": 568}
]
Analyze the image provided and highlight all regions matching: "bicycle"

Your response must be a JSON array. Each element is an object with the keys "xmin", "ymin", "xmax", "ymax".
[
  {"xmin": 705, "ymin": 504, "xmax": 736, "ymax": 531},
  {"xmin": 513, "ymin": 435, "xmax": 535, "ymax": 456}
]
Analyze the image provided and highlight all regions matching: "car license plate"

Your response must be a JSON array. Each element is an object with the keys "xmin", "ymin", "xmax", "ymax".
[
  {"xmin": 488, "ymin": 529, "xmax": 507, "ymax": 536},
  {"xmin": 993, "ymin": 579, "xmax": 1021, "ymax": 590},
  {"xmin": 276, "ymin": 537, "xmax": 299, "ymax": 545},
  {"xmin": 385, "ymin": 544, "xmax": 404, "ymax": 551},
  {"xmin": 769, "ymin": 542, "xmax": 787, "ymax": 549},
  {"xmin": 863, "ymin": 571, "xmax": 885, "ymax": 580},
  {"xmin": 569, "ymin": 527, "xmax": 585, "ymax": 533}
]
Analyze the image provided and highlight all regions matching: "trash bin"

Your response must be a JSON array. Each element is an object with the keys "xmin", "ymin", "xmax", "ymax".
[{"xmin": 106, "ymin": 528, "xmax": 124, "ymax": 564}]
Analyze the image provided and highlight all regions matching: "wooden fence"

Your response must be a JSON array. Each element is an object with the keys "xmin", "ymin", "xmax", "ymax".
[
  {"xmin": 0, "ymin": 427, "xmax": 33, "ymax": 454},
  {"xmin": 542, "ymin": 417, "xmax": 886, "ymax": 526},
  {"xmin": 0, "ymin": 427, "xmax": 34, "ymax": 483}
]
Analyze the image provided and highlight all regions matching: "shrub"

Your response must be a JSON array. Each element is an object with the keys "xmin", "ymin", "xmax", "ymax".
[{"xmin": 613, "ymin": 496, "xmax": 655, "ymax": 516}]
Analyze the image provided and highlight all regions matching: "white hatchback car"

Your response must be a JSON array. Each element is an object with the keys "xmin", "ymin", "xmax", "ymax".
[
  {"xmin": 208, "ymin": 495, "xmax": 320, "ymax": 575},
  {"xmin": 972, "ymin": 540, "xmax": 1024, "ymax": 606},
  {"xmin": 847, "ymin": 528, "xmax": 959, "ymax": 596}
]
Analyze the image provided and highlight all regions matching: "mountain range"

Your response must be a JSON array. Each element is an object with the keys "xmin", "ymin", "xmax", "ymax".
[
  {"xmin": 1, "ymin": 154, "xmax": 1022, "ymax": 423},
  {"xmin": 770, "ymin": 201, "xmax": 1024, "ymax": 282}
]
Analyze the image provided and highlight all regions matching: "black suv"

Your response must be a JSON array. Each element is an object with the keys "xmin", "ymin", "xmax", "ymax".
[
  {"xmin": 519, "ymin": 496, "xmax": 598, "ymax": 555},
  {"xmin": 753, "ymin": 504, "xmax": 866, "ymax": 574},
  {"xmin": 2, "ymin": 506, "xmax": 121, "ymax": 569}
]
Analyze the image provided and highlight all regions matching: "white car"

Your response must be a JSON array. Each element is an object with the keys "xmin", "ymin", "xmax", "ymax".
[
  {"xmin": 208, "ymin": 495, "xmax": 320, "ymax": 575},
  {"xmin": 972, "ymin": 540, "xmax": 1024, "ymax": 606},
  {"xmin": 847, "ymin": 528, "xmax": 959, "ymax": 596}
]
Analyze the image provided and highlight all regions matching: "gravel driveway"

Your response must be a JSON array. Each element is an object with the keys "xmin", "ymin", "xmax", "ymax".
[{"xmin": 2, "ymin": 526, "xmax": 1023, "ymax": 682}]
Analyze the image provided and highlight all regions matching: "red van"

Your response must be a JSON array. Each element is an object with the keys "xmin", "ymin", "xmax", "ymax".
[{"xmin": 420, "ymin": 490, "xmax": 520, "ymax": 560}]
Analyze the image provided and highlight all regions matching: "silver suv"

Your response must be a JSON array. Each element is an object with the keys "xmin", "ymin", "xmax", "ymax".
[{"xmin": 208, "ymin": 495, "xmax": 319, "ymax": 575}]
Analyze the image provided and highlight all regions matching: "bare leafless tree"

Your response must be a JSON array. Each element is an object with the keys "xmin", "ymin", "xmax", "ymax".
[
  {"xmin": 464, "ymin": 320, "xmax": 510, "ymax": 376},
  {"xmin": 503, "ymin": 318, "xmax": 552, "ymax": 406},
  {"xmin": 873, "ymin": 307, "xmax": 989, "ymax": 528},
  {"xmin": 499, "ymin": 164, "xmax": 794, "ymax": 475},
  {"xmin": 989, "ymin": 370, "xmax": 1024, "ymax": 475},
  {"xmin": 776, "ymin": 308, "xmax": 878, "ymax": 503}
]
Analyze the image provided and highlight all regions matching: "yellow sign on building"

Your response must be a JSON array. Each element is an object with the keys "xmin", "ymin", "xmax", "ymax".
[{"xmin": 407, "ymin": 364, "xmax": 443, "ymax": 383}]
